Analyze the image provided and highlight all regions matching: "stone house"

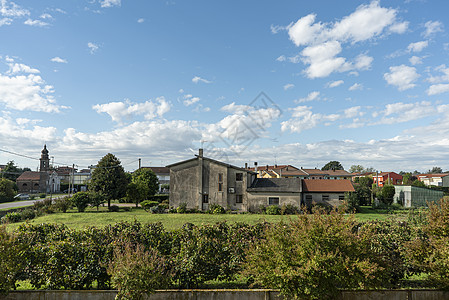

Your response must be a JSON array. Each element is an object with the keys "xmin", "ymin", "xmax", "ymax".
[{"xmin": 302, "ymin": 179, "xmax": 355, "ymax": 207}]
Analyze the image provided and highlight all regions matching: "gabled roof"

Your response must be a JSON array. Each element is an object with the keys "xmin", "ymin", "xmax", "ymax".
[
  {"xmin": 301, "ymin": 169, "xmax": 351, "ymax": 177},
  {"xmin": 142, "ymin": 167, "xmax": 170, "ymax": 175},
  {"xmin": 167, "ymin": 155, "xmax": 256, "ymax": 174},
  {"xmin": 374, "ymin": 172, "xmax": 402, "ymax": 177},
  {"xmin": 247, "ymin": 178, "xmax": 301, "ymax": 193},
  {"xmin": 418, "ymin": 173, "xmax": 449, "ymax": 178},
  {"xmin": 16, "ymin": 171, "xmax": 41, "ymax": 181},
  {"xmin": 302, "ymin": 179, "xmax": 355, "ymax": 193}
]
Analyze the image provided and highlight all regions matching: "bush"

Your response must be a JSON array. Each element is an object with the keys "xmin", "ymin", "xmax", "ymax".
[
  {"xmin": 53, "ymin": 197, "xmax": 72, "ymax": 213},
  {"xmin": 0, "ymin": 178, "xmax": 15, "ymax": 203},
  {"xmin": 177, "ymin": 202, "xmax": 187, "ymax": 214},
  {"xmin": 109, "ymin": 205, "xmax": 120, "ymax": 212},
  {"xmin": 71, "ymin": 192, "xmax": 90, "ymax": 212},
  {"xmin": 20, "ymin": 208, "xmax": 36, "ymax": 221},
  {"xmin": 265, "ymin": 205, "xmax": 281, "ymax": 215},
  {"xmin": 39, "ymin": 193, "xmax": 46, "ymax": 199},
  {"xmin": 1, "ymin": 212, "xmax": 21, "ymax": 223},
  {"xmin": 207, "ymin": 204, "xmax": 226, "ymax": 214},
  {"xmin": 149, "ymin": 194, "xmax": 169, "ymax": 203},
  {"xmin": 0, "ymin": 226, "xmax": 27, "ymax": 294},
  {"xmin": 108, "ymin": 243, "xmax": 171, "ymax": 300},
  {"xmin": 29, "ymin": 195, "xmax": 35, "ymax": 200},
  {"xmin": 140, "ymin": 200, "xmax": 159, "ymax": 211},
  {"xmin": 280, "ymin": 204, "xmax": 299, "ymax": 215},
  {"xmin": 149, "ymin": 205, "xmax": 166, "ymax": 214},
  {"xmin": 88, "ymin": 192, "xmax": 104, "ymax": 210}
]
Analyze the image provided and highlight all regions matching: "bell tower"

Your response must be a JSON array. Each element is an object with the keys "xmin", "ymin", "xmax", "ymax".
[{"xmin": 40, "ymin": 144, "xmax": 50, "ymax": 172}]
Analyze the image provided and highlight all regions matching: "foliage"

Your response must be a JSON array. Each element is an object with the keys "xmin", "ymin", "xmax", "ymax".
[
  {"xmin": 265, "ymin": 205, "xmax": 281, "ymax": 215},
  {"xmin": 33, "ymin": 198, "xmax": 54, "ymax": 214},
  {"xmin": 321, "ymin": 160, "xmax": 344, "ymax": 171},
  {"xmin": 125, "ymin": 182, "xmax": 140, "ymax": 207},
  {"xmin": 380, "ymin": 184, "xmax": 395, "ymax": 205},
  {"xmin": 244, "ymin": 208, "xmax": 384, "ymax": 299},
  {"xmin": 140, "ymin": 200, "xmax": 159, "ymax": 211},
  {"xmin": 0, "ymin": 226, "xmax": 27, "ymax": 294},
  {"xmin": 345, "ymin": 192, "xmax": 360, "ymax": 212},
  {"xmin": 353, "ymin": 183, "xmax": 372, "ymax": 206},
  {"xmin": 280, "ymin": 204, "xmax": 299, "ymax": 215},
  {"xmin": 39, "ymin": 193, "xmax": 46, "ymax": 199},
  {"xmin": 412, "ymin": 180, "xmax": 426, "ymax": 188},
  {"xmin": 0, "ymin": 178, "xmax": 15, "ymax": 203},
  {"xmin": 428, "ymin": 167, "xmax": 443, "ymax": 174},
  {"xmin": 88, "ymin": 192, "xmax": 104, "ymax": 211},
  {"xmin": 149, "ymin": 194, "xmax": 169, "ymax": 203},
  {"xmin": 1, "ymin": 161, "xmax": 31, "ymax": 181},
  {"xmin": 207, "ymin": 204, "xmax": 226, "ymax": 214},
  {"xmin": 109, "ymin": 205, "xmax": 120, "ymax": 212},
  {"xmin": 349, "ymin": 164, "xmax": 364, "ymax": 173},
  {"xmin": 108, "ymin": 243, "xmax": 171, "ymax": 300},
  {"xmin": 89, "ymin": 153, "xmax": 128, "ymax": 208},
  {"xmin": 131, "ymin": 168, "xmax": 159, "ymax": 204},
  {"xmin": 71, "ymin": 192, "xmax": 91, "ymax": 212},
  {"xmin": 176, "ymin": 202, "xmax": 187, "ymax": 214}
]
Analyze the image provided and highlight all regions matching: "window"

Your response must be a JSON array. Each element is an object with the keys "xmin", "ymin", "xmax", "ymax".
[
  {"xmin": 202, "ymin": 194, "xmax": 209, "ymax": 203},
  {"xmin": 236, "ymin": 195, "xmax": 243, "ymax": 204},
  {"xmin": 339, "ymin": 195, "xmax": 345, "ymax": 201},
  {"xmin": 322, "ymin": 195, "xmax": 329, "ymax": 201},
  {"xmin": 236, "ymin": 173, "xmax": 243, "ymax": 181},
  {"xmin": 268, "ymin": 197, "xmax": 279, "ymax": 205},
  {"xmin": 218, "ymin": 173, "xmax": 223, "ymax": 192},
  {"xmin": 305, "ymin": 195, "xmax": 312, "ymax": 201}
]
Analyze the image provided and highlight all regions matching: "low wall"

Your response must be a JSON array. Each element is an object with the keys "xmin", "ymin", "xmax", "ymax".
[{"xmin": 2, "ymin": 289, "xmax": 449, "ymax": 300}]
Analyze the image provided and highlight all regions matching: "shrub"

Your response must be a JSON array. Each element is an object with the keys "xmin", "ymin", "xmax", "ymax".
[
  {"xmin": 39, "ymin": 193, "xmax": 46, "ymax": 199},
  {"xmin": 140, "ymin": 200, "xmax": 159, "ymax": 211},
  {"xmin": 108, "ymin": 243, "xmax": 171, "ymax": 300},
  {"xmin": 1, "ymin": 212, "xmax": 21, "ymax": 223},
  {"xmin": 345, "ymin": 191, "xmax": 360, "ymax": 212},
  {"xmin": 280, "ymin": 204, "xmax": 299, "ymax": 215},
  {"xmin": 20, "ymin": 208, "xmax": 36, "ymax": 221},
  {"xmin": 29, "ymin": 195, "xmax": 35, "ymax": 200},
  {"xmin": 71, "ymin": 192, "xmax": 90, "ymax": 212},
  {"xmin": 0, "ymin": 178, "xmax": 15, "ymax": 203},
  {"xmin": 89, "ymin": 192, "xmax": 104, "ymax": 211},
  {"xmin": 207, "ymin": 204, "xmax": 226, "ymax": 214},
  {"xmin": 265, "ymin": 205, "xmax": 281, "ymax": 215},
  {"xmin": 177, "ymin": 202, "xmax": 187, "ymax": 214},
  {"xmin": 0, "ymin": 226, "xmax": 27, "ymax": 294},
  {"xmin": 109, "ymin": 205, "xmax": 120, "ymax": 212},
  {"xmin": 149, "ymin": 205, "xmax": 166, "ymax": 214},
  {"xmin": 244, "ymin": 207, "xmax": 384, "ymax": 299},
  {"xmin": 53, "ymin": 197, "xmax": 72, "ymax": 213},
  {"xmin": 149, "ymin": 194, "xmax": 169, "ymax": 203}
]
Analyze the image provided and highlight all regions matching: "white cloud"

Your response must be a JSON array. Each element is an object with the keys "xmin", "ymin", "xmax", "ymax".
[
  {"xmin": 283, "ymin": 83, "xmax": 294, "ymax": 90},
  {"xmin": 423, "ymin": 20, "xmax": 443, "ymax": 38},
  {"xmin": 0, "ymin": 59, "xmax": 67, "ymax": 113},
  {"xmin": 0, "ymin": 0, "xmax": 29, "ymax": 18},
  {"xmin": 295, "ymin": 91, "xmax": 320, "ymax": 103},
  {"xmin": 281, "ymin": 105, "xmax": 339, "ymax": 133},
  {"xmin": 384, "ymin": 65, "xmax": 419, "ymax": 91},
  {"xmin": 51, "ymin": 57, "xmax": 67, "ymax": 64},
  {"xmin": 220, "ymin": 102, "xmax": 252, "ymax": 114},
  {"xmin": 349, "ymin": 83, "xmax": 363, "ymax": 91},
  {"xmin": 426, "ymin": 65, "xmax": 449, "ymax": 84},
  {"xmin": 427, "ymin": 84, "xmax": 449, "ymax": 96},
  {"xmin": 344, "ymin": 106, "xmax": 363, "ymax": 118},
  {"xmin": 88, "ymin": 42, "xmax": 99, "ymax": 54},
  {"xmin": 183, "ymin": 96, "xmax": 200, "ymax": 106},
  {"xmin": 407, "ymin": 41, "xmax": 428, "ymax": 52},
  {"xmin": 92, "ymin": 97, "xmax": 171, "ymax": 123},
  {"xmin": 389, "ymin": 21, "xmax": 409, "ymax": 34},
  {"xmin": 24, "ymin": 19, "xmax": 49, "ymax": 27},
  {"xmin": 0, "ymin": 17, "xmax": 11, "ymax": 26},
  {"xmin": 409, "ymin": 56, "xmax": 422, "ymax": 65},
  {"xmin": 40, "ymin": 13, "xmax": 52, "ymax": 19},
  {"xmin": 137, "ymin": 18, "xmax": 144, "ymax": 23},
  {"xmin": 375, "ymin": 101, "xmax": 436, "ymax": 124},
  {"xmin": 192, "ymin": 76, "xmax": 212, "ymax": 84},
  {"xmin": 327, "ymin": 80, "xmax": 344, "ymax": 88},
  {"xmin": 276, "ymin": 55, "xmax": 286, "ymax": 62},
  {"xmin": 100, "ymin": 0, "xmax": 121, "ymax": 8}
]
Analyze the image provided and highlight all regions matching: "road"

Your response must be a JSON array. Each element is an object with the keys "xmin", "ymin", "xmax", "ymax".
[{"xmin": 0, "ymin": 196, "xmax": 63, "ymax": 210}]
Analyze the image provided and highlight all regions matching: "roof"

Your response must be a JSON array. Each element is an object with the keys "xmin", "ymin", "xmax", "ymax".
[
  {"xmin": 418, "ymin": 173, "xmax": 449, "ymax": 178},
  {"xmin": 302, "ymin": 179, "xmax": 355, "ymax": 193},
  {"xmin": 167, "ymin": 155, "xmax": 257, "ymax": 174},
  {"xmin": 142, "ymin": 167, "xmax": 170, "ymax": 175},
  {"xmin": 247, "ymin": 178, "xmax": 301, "ymax": 193},
  {"xmin": 301, "ymin": 169, "xmax": 351, "ymax": 177},
  {"xmin": 375, "ymin": 172, "xmax": 402, "ymax": 177},
  {"xmin": 16, "ymin": 171, "xmax": 41, "ymax": 181}
]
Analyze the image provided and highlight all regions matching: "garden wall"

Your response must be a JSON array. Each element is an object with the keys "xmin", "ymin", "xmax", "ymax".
[{"xmin": 3, "ymin": 289, "xmax": 449, "ymax": 300}]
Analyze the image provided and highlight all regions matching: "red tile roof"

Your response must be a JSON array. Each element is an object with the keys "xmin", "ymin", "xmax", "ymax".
[
  {"xmin": 16, "ymin": 171, "xmax": 41, "ymax": 181},
  {"xmin": 302, "ymin": 179, "xmax": 355, "ymax": 192}
]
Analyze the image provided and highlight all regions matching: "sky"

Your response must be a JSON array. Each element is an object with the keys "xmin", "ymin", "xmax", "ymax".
[{"xmin": 0, "ymin": 0, "xmax": 449, "ymax": 173}]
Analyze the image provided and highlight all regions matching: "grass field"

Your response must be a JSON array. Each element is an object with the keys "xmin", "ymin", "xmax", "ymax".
[{"xmin": 5, "ymin": 205, "xmax": 410, "ymax": 231}]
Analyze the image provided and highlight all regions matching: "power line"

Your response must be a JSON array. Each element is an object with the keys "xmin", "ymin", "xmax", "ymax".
[{"xmin": 0, "ymin": 148, "xmax": 39, "ymax": 161}]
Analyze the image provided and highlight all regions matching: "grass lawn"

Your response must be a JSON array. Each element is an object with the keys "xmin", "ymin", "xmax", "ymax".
[{"xmin": 5, "ymin": 205, "xmax": 411, "ymax": 232}]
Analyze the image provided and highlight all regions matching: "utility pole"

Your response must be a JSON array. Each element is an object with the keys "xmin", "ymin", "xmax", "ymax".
[{"xmin": 138, "ymin": 158, "xmax": 141, "ymax": 169}]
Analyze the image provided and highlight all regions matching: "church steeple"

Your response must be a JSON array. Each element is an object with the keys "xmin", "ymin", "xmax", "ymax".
[{"xmin": 40, "ymin": 144, "xmax": 50, "ymax": 172}]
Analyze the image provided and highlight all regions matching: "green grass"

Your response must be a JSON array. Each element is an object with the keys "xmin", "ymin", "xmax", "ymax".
[
  {"xmin": 5, "ymin": 205, "xmax": 412, "ymax": 232},
  {"xmin": 0, "ymin": 205, "xmax": 33, "ymax": 211}
]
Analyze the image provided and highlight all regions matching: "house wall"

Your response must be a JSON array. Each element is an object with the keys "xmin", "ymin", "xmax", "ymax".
[
  {"xmin": 394, "ymin": 186, "xmax": 443, "ymax": 207},
  {"xmin": 303, "ymin": 192, "xmax": 345, "ymax": 207},
  {"xmin": 246, "ymin": 192, "xmax": 301, "ymax": 212},
  {"xmin": 169, "ymin": 160, "xmax": 200, "ymax": 210},
  {"xmin": 17, "ymin": 180, "xmax": 41, "ymax": 193}
]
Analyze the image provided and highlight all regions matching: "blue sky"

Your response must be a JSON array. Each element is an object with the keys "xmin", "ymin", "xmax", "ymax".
[{"xmin": 0, "ymin": 0, "xmax": 448, "ymax": 172}]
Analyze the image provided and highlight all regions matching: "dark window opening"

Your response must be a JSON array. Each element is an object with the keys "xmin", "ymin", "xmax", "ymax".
[
  {"xmin": 268, "ymin": 197, "xmax": 279, "ymax": 205},
  {"xmin": 236, "ymin": 195, "xmax": 243, "ymax": 204},
  {"xmin": 236, "ymin": 173, "xmax": 243, "ymax": 181},
  {"xmin": 202, "ymin": 194, "xmax": 209, "ymax": 203},
  {"xmin": 322, "ymin": 195, "xmax": 329, "ymax": 201},
  {"xmin": 338, "ymin": 195, "xmax": 345, "ymax": 201}
]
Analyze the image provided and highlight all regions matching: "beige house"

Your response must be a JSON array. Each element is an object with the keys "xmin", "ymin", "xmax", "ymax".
[
  {"xmin": 302, "ymin": 179, "xmax": 355, "ymax": 207},
  {"xmin": 246, "ymin": 178, "xmax": 302, "ymax": 211},
  {"xmin": 417, "ymin": 173, "xmax": 449, "ymax": 187}
]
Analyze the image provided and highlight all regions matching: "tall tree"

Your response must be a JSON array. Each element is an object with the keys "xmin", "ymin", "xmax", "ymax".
[
  {"xmin": 0, "ymin": 178, "xmax": 15, "ymax": 203},
  {"xmin": 321, "ymin": 161, "xmax": 344, "ymax": 171},
  {"xmin": 132, "ymin": 168, "xmax": 159, "ymax": 204},
  {"xmin": 349, "ymin": 165, "xmax": 364, "ymax": 173},
  {"xmin": 428, "ymin": 167, "xmax": 443, "ymax": 174},
  {"xmin": 1, "ymin": 161, "xmax": 30, "ymax": 181},
  {"xmin": 89, "ymin": 153, "xmax": 128, "ymax": 208}
]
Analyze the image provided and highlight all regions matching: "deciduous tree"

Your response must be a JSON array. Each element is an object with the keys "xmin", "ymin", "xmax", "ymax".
[{"xmin": 321, "ymin": 161, "xmax": 344, "ymax": 171}]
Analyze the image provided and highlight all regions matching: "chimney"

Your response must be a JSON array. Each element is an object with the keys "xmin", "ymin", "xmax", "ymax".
[
  {"xmin": 266, "ymin": 164, "xmax": 269, "ymax": 170},
  {"xmin": 245, "ymin": 163, "xmax": 248, "ymax": 169},
  {"xmin": 254, "ymin": 162, "xmax": 258, "ymax": 172},
  {"xmin": 199, "ymin": 148, "xmax": 203, "ymax": 157}
]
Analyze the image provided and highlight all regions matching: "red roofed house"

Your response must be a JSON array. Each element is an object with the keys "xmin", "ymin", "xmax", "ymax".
[
  {"xmin": 373, "ymin": 172, "xmax": 403, "ymax": 187},
  {"xmin": 417, "ymin": 173, "xmax": 449, "ymax": 187},
  {"xmin": 302, "ymin": 179, "xmax": 355, "ymax": 207}
]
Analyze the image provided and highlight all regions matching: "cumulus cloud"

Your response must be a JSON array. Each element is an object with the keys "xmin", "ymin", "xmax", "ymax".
[
  {"xmin": 409, "ymin": 56, "xmax": 422, "ymax": 65},
  {"xmin": 87, "ymin": 42, "xmax": 99, "ymax": 54},
  {"xmin": 100, "ymin": 0, "xmax": 121, "ymax": 8},
  {"xmin": 0, "ymin": 57, "xmax": 68, "ymax": 113},
  {"xmin": 427, "ymin": 65, "xmax": 449, "ymax": 84},
  {"xmin": 327, "ymin": 80, "xmax": 344, "ymax": 88},
  {"xmin": 192, "ymin": 76, "xmax": 212, "ymax": 84},
  {"xmin": 0, "ymin": 0, "xmax": 29, "ymax": 18},
  {"xmin": 423, "ymin": 20, "xmax": 443, "ymax": 38},
  {"xmin": 427, "ymin": 84, "xmax": 449, "ymax": 96},
  {"xmin": 344, "ymin": 106, "xmax": 364, "ymax": 118},
  {"xmin": 51, "ymin": 57, "xmax": 67, "ymax": 63},
  {"xmin": 24, "ymin": 19, "xmax": 49, "ymax": 27},
  {"xmin": 295, "ymin": 91, "xmax": 321, "ymax": 103},
  {"xmin": 92, "ymin": 97, "xmax": 171, "ymax": 123},
  {"xmin": 281, "ymin": 105, "xmax": 339, "ymax": 133},
  {"xmin": 0, "ymin": 17, "xmax": 11, "ymax": 26},
  {"xmin": 349, "ymin": 83, "xmax": 363, "ymax": 91},
  {"xmin": 374, "ymin": 101, "xmax": 436, "ymax": 124},
  {"xmin": 276, "ymin": 55, "xmax": 286, "ymax": 62},
  {"xmin": 282, "ymin": 1, "xmax": 405, "ymax": 78},
  {"xmin": 384, "ymin": 65, "xmax": 419, "ymax": 91},
  {"xmin": 183, "ymin": 94, "xmax": 200, "ymax": 106},
  {"xmin": 283, "ymin": 83, "xmax": 294, "ymax": 90},
  {"xmin": 407, "ymin": 41, "xmax": 428, "ymax": 52}
]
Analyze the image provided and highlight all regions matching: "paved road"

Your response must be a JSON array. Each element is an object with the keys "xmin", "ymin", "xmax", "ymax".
[{"xmin": 0, "ymin": 196, "xmax": 64, "ymax": 210}]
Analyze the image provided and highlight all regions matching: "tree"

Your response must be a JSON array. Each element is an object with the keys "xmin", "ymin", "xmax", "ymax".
[
  {"xmin": 349, "ymin": 165, "xmax": 364, "ymax": 173},
  {"xmin": 0, "ymin": 178, "xmax": 15, "ymax": 203},
  {"xmin": 1, "ymin": 161, "xmax": 31, "ymax": 181},
  {"xmin": 428, "ymin": 167, "xmax": 443, "ymax": 174},
  {"xmin": 71, "ymin": 192, "xmax": 90, "ymax": 212},
  {"xmin": 412, "ymin": 179, "xmax": 426, "ymax": 188},
  {"xmin": 380, "ymin": 184, "xmax": 395, "ymax": 205},
  {"xmin": 131, "ymin": 168, "xmax": 159, "ymax": 206},
  {"xmin": 89, "ymin": 153, "xmax": 128, "ymax": 208},
  {"xmin": 321, "ymin": 161, "xmax": 344, "ymax": 171}
]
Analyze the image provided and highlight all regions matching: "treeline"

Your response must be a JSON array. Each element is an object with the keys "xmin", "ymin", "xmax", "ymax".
[{"xmin": 3, "ymin": 199, "xmax": 449, "ymax": 299}]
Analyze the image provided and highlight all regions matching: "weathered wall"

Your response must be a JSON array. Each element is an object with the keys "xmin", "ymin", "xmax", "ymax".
[
  {"xmin": 169, "ymin": 160, "xmax": 200, "ymax": 209},
  {"xmin": 303, "ymin": 192, "xmax": 344, "ymax": 207},
  {"xmin": 4, "ymin": 289, "xmax": 449, "ymax": 300},
  {"xmin": 246, "ymin": 192, "xmax": 301, "ymax": 212}
]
